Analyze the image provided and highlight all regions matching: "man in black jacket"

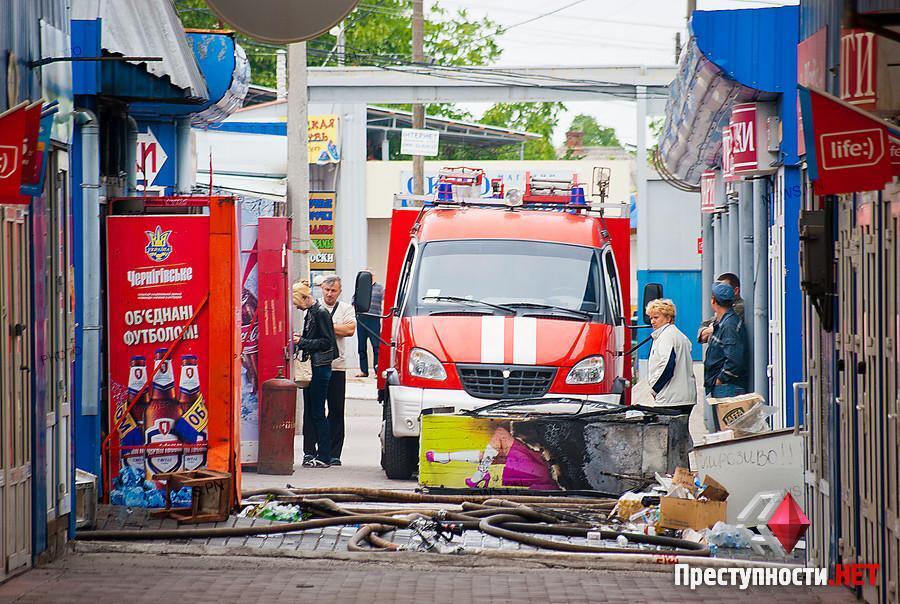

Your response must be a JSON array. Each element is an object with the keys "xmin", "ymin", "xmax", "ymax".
[
  {"xmin": 293, "ymin": 280, "xmax": 337, "ymax": 467},
  {"xmin": 702, "ymin": 282, "xmax": 748, "ymax": 431}
]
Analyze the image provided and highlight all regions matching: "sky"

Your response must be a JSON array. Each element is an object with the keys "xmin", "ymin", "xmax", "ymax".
[{"xmin": 422, "ymin": 0, "xmax": 799, "ymax": 147}]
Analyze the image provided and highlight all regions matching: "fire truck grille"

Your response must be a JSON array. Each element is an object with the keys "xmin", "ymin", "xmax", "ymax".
[{"xmin": 457, "ymin": 365, "xmax": 557, "ymax": 399}]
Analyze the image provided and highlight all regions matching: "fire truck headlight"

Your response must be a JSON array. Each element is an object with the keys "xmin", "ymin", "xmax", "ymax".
[
  {"xmin": 505, "ymin": 188, "xmax": 523, "ymax": 207},
  {"xmin": 408, "ymin": 348, "xmax": 447, "ymax": 381},
  {"xmin": 566, "ymin": 356, "xmax": 605, "ymax": 385}
]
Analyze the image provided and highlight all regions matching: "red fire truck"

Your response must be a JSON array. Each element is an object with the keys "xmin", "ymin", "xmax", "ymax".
[{"xmin": 374, "ymin": 167, "xmax": 633, "ymax": 479}]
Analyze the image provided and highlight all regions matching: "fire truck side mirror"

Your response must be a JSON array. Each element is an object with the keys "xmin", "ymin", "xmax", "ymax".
[
  {"xmin": 641, "ymin": 283, "xmax": 664, "ymax": 325},
  {"xmin": 354, "ymin": 270, "xmax": 373, "ymax": 314}
]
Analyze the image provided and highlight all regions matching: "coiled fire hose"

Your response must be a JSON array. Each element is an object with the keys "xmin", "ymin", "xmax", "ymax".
[{"xmin": 77, "ymin": 490, "xmax": 709, "ymax": 559}]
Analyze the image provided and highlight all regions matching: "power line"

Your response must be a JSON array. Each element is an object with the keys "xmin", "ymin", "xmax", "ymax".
[{"xmin": 500, "ymin": 0, "xmax": 589, "ymax": 33}]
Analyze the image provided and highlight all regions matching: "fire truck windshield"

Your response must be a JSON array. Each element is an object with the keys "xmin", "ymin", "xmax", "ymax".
[{"xmin": 411, "ymin": 240, "xmax": 610, "ymax": 323}]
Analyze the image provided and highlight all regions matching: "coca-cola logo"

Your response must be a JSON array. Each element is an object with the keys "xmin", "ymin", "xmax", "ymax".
[{"xmin": 241, "ymin": 323, "xmax": 259, "ymax": 344}]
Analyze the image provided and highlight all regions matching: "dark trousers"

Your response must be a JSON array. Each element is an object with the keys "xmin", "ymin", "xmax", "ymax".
[
  {"xmin": 357, "ymin": 315, "xmax": 381, "ymax": 375},
  {"xmin": 326, "ymin": 370, "xmax": 346, "ymax": 460},
  {"xmin": 302, "ymin": 364, "xmax": 333, "ymax": 462}
]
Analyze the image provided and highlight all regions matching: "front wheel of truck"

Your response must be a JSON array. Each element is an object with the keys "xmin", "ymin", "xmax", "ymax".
[{"xmin": 380, "ymin": 396, "xmax": 418, "ymax": 480}]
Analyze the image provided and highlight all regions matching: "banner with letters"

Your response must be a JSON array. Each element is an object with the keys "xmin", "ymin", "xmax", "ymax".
[
  {"xmin": 106, "ymin": 215, "xmax": 211, "ymax": 507},
  {"xmin": 309, "ymin": 192, "xmax": 336, "ymax": 270}
]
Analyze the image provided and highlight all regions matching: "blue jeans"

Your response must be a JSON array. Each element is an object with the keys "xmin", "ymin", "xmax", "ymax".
[
  {"xmin": 704, "ymin": 383, "xmax": 747, "ymax": 433},
  {"xmin": 303, "ymin": 364, "xmax": 333, "ymax": 462}
]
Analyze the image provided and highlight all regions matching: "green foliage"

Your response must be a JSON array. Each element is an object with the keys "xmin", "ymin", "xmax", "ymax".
[
  {"xmin": 478, "ymin": 102, "xmax": 566, "ymax": 160},
  {"xmin": 175, "ymin": 2, "xmax": 563, "ymax": 160},
  {"xmin": 567, "ymin": 114, "xmax": 621, "ymax": 147},
  {"xmin": 175, "ymin": 1, "xmax": 503, "ymax": 88}
]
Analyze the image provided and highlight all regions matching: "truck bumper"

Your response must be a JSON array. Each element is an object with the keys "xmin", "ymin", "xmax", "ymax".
[{"xmin": 388, "ymin": 385, "xmax": 620, "ymax": 437}]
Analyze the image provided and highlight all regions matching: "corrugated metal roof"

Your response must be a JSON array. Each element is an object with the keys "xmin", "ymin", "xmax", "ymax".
[
  {"xmin": 658, "ymin": 6, "xmax": 799, "ymax": 184},
  {"xmin": 75, "ymin": 0, "xmax": 208, "ymax": 100}
]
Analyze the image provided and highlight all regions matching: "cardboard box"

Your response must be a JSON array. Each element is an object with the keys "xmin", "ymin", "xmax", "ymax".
[
  {"xmin": 658, "ymin": 497, "xmax": 727, "ymax": 530},
  {"xmin": 708, "ymin": 393, "xmax": 765, "ymax": 431},
  {"xmin": 701, "ymin": 475, "xmax": 729, "ymax": 502}
]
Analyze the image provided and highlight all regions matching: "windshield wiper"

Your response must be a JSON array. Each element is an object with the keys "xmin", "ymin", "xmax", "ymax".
[
  {"xmin": 499, "ymin": 302, "xmax": 591, "ymax": 319},
  {"xmin": 422, "ymin": 295, "xmax": 516, "ymax": 315}
]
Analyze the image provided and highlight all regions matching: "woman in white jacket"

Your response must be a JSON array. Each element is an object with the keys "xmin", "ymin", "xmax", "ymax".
[{"xmin": 646, "ymin": 298, "xmax": 697, "ymax": 413}]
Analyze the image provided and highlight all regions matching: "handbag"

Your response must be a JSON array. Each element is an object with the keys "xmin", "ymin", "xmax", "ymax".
[{"xmin": 293, "ymin": 352, "xmax": 312, "ymax": 388}]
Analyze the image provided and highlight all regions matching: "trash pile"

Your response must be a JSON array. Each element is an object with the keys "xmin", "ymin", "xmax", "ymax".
[
  {"xmin": 607, "ymin": 466, "xmax": 754, "ymax": 556},
  {"xmin": 109, "ymin": 466, "xmax": 192, "ymax": 509},
  {"xmin": 238, "ymin": 499, "xmax": 307, "ymax": 522}
]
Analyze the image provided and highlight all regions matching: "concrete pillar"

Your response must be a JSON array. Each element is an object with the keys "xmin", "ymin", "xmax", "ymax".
[
  {"xmin": 636, "ymin": 86, "xmax": 649, "ymax": 274},
  {"xmin": 753, "ymin": 178, "xmax": 770, "ymax": 399},
  {"xmin": 335, "ymin": 102, "xmax": 368, "ymax": 370},
  {"xmin": 701, "ymin": 210, "xmax": 714, "ymax": 322},
  {"xmin": 739, "ymin": 181, "xmax": 755, "ymax": 385},
  {"xmin": 729, "ymin": 196, "xmax": 740, "ymax": 275}
]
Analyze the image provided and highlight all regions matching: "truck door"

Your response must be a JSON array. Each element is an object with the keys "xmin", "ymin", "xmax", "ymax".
[
  {"xmin": 602, "ymin": 246, "xmax": 625, "ymax": 380},
  {"xmin": 389, "ymin": 244, "xmax": 417, "ymax": 370}
]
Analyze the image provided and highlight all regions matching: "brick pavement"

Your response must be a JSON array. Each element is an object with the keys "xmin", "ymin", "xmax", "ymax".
[{"xmin": 0, "ymin": 551, "xmax": 859, "ymax": 604}]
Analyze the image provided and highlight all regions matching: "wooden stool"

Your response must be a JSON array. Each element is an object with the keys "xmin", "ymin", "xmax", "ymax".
[{"xmin": 150, "ymin": 469, "xmax": 233, "ymax": 524}]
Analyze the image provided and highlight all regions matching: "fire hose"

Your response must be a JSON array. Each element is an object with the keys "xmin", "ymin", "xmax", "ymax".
[{"xmin": 77, "ymin": 492, "xmax": 710, "ymax": 559}]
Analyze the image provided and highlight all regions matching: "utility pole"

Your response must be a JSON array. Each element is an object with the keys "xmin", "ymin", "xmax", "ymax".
[
  {"xmin": 412, "ymin": 0, "xmax": 425, "ymax": 195},
  {"xmin": 287, "ymin": 42, "xmax": 310, "ymax": 287}
]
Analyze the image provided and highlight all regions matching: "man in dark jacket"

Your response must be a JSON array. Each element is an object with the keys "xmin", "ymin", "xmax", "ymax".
[
  {"xmin": 355, "ymin": 269, "xmax": 384, "ymax": 378},
  {"xmin": 293, "ymin": 280, "xmax": 337, "ymax": 467},
  {"xmin": 703, "ymin": 282, "xmax": 749, "ymax": 431}
]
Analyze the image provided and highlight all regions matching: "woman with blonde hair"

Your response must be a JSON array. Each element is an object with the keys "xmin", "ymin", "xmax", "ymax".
[{"xmin": 645, "ymin": 298, "xmax": 697, "ymax": 413}]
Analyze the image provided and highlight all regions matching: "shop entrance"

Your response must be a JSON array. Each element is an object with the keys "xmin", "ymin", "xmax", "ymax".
[{"xmin": 0, "ymin": 206, "xmax": 33, "ymax": 581}]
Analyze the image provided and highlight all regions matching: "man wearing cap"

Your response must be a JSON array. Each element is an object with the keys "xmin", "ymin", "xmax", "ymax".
[{"xmin": 703, "ymin": 282, "xmax": 749, "ymax": 431}]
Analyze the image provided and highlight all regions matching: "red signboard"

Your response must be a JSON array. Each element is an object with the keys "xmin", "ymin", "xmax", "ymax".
[
  {"xmin": 730, "ymin": 104, "xmax": 758, "ymax": 172},
  {"xmin": 797, "ymin": 27, "xmax": 828, "ymax": 155},
  {"xmin": 19, "ymin": 101, "xmax": 42, "ymax": 187},
  {"xmin": 891, "ymin": 136, "xmax": 900, "ymax": 176},
  {"xmin": 0, "ymin": 102, "xmax": 27, "ymax": 203},
  {"xmin": 800, "ymin": 86, "xmax": 893, "ymax": 196},
  {"xmin": 256, "ymin": 217, "xmax": 291, "ymax": 390},
  {"xmin": 721, "ymin": 126, "xmax": 739, "ymax": 182},
  {"xmin": 700, "ymin": 170, "xmax": 717, "ymax": 213},
  {"xmin": 840, "ymin": 29, "xmax": 877, "ymax": 110},
  {"xmin": 106, "ymin": 215, "xmax": 211, "ymax": 506}
]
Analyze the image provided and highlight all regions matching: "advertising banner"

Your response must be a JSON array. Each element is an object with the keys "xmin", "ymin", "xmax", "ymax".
[
  {"xmin": 797, "ymin": 27, "xmax": 827, "ymax": 156},
  {"xmin": 106, "ymin": 215, "xmax": 211, "ymax": 507},
  {"xmin": 309, "ymin": 192, "xmax": 336, "ymax": 270},
  {"xmin": 309, "ymin": 115, "xmax": 340, "ymax": 165},
  {"xmin": 419, "ymin": 412, "xmax": 690, "ymax": 493},
  {"xmin": 700, "ymin": 170, "xmax": 717, "ymax": 214},
  {"xmin": 799, "ymin": 86, "xmax": 895, "ymax": 196},
  {"xmin": 236, "ymin": 199, "xmax": 277, "ymax": 465}
]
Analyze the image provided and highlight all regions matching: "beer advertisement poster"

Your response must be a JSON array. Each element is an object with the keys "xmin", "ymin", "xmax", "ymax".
[{"xmin": 106, "ymin": 215, "xmax": 211, "ymax": 507}]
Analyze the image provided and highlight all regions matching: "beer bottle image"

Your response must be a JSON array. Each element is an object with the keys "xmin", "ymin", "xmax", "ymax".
[
  {"xmin": 144, "ymin": 348, "xmax": 183, "ymax": 478},
  {"xmin": 116, "ymin": 355, "xmax": 148, "ymax": 472},
  {"xmin": 173, "ymin": 354, "xmax": 208, "ymax": 471}
]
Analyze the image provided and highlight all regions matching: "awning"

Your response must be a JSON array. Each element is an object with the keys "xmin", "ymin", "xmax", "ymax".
[
  {"xmin": 799, "ymin": 86, "xmax": 900, "ymax": 196},
  {"xmin": 73, "ymin": 0, "xmax": 208, "ymax": 101},
  {"xmin": 658, "ymin": 6, "xmax": 798, "ymax": 185}
]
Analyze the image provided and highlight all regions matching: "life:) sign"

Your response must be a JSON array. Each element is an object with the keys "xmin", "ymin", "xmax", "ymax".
[
  {"xmin": 799, "ymin": 85, "xmax": 894, "ymax": 196},
  {"xmin": 819, "ymin": 128, "xmax": 885, "ymax": 170}
]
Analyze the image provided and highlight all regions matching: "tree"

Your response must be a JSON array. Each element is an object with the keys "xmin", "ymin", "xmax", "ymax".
[
  {"xmin": 567, "ymin": 114, "xmax": 622, "ymax": 147},
  {"xmin": 478, "ymin": 102, "xmax": 566, "ymax": 160},
  {"xmin": 175, "ymin": 1, "xmax": 503, "ymax": 94}
]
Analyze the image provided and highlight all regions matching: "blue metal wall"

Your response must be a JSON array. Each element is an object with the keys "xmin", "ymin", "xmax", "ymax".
[{"xmin": 636, "ymin": 270, "xmax": 703, "ymax": 362}]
